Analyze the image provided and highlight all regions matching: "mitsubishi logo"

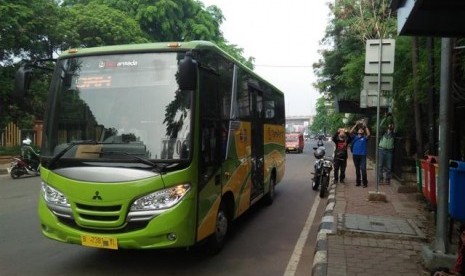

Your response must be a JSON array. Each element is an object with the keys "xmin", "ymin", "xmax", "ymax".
[{"xmin": 92, "ymin": 191, "xmax": 102, "ymax": 200}]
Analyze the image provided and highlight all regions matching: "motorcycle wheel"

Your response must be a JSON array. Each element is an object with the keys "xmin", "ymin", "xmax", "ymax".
[
  {"xmin": 311, "ymin": 177, "xmax": 319, "ymax": 190},
  {"xmin": 10, "ymin": 167, "xmax": 22, "ymax": 179},
  {"xmin": 319, "ymin": 175, "xmax": 329, "ymax": 198}
]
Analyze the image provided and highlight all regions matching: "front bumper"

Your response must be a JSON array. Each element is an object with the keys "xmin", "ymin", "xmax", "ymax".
[{"xmin": 39, "ymin": 196, "xmax": 197, "ymax": 249}]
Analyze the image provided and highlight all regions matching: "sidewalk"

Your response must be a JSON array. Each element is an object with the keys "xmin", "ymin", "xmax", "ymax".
[{"xmin": 312, "ymin": 153, "xmax": 439, "ymax": 276}]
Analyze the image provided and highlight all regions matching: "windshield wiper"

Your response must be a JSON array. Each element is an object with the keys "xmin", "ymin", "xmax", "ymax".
[
  {"xmin": 48, "ymin": 140, "xmax": 99, "ymax": 169},
  {"xmin": 103, "ymin": 151, "xmax": 166, "ymax": 173}
]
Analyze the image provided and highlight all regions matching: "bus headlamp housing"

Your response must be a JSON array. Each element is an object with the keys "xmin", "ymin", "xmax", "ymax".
[
  {"xmin": 130, "ymin": 184, "xmax": 191, "ymax": 211},
  {"xmin": 41, "ymin": 182, "xmax": 70, "ymax": 207}
]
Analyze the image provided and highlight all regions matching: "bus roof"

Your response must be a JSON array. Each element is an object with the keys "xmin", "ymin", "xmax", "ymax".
[
  {"xmin": 60, "ymin": 41, "xmax": 218, "ymax": 58},
  {"xmin": 59, "ymin": 41, "xmax": 284, "ymax": 97}
]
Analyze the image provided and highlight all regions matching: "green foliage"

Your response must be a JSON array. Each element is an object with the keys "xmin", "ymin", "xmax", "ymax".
[
  {"xmin": 65, "ymin": 0, "xmax": 224, "ymax": 42},
  {"xmin": 0, "ymin": 145, "xmax": 23, "ymax": 155},
  {"xmin": 58, "ymin": 3, "xmax": 149, "ymax": 48},
  {"xmin": 217, "ymin": 41, "xmax": 255, "ymax": 70},
  {"xmin": 313, "ymin": 0, "xmax": 442, "ymax": 142},
  {"xmin": 0, "ymin": 66, "xmax": 16, "ymax": 128},
  {"xmin": 310, "ymin": 97, "xmax": 345, "ymax": 135},
  {"xmin": 0, "ymin": 0, "xmax": 255, "ymax": 129},
  {"xmin": 315, "ymin": 0, "xmax": 396, "ymax": 102},
  {"xmin": 1, "ymin": 0, "xmax": 62, "ymax": 62}
]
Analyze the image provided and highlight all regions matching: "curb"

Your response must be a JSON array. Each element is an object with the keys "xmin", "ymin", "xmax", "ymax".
[
  {"xmin": 0, "ymin": 161, "xmax": 11, "ymax": 175},
  {"xmin": 0, "ymin": 167, "xmax": 8, "ymax": 175},
  {"xmin": 312, "ymin": 183, "xmax": 337, "ymax": 276}
]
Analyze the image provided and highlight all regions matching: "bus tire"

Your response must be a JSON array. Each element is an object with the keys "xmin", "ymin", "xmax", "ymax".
[
  {"xmin": 204, "ymin": 201, "xmax": 229, "ymax": 255},
  {"xmin": 264, "ymin": 174, "xmax": 276, "ymax": 206}
]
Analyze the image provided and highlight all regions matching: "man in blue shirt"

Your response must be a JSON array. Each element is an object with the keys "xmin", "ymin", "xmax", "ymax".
[{"xmin": 350, "ymin": 122, "xmax": 371, "ymax": 187}]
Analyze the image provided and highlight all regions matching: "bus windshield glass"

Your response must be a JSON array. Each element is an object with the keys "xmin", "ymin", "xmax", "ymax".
[{"xmin": 42, "ymin": 52, "xmax": 192, "ymax": 163}]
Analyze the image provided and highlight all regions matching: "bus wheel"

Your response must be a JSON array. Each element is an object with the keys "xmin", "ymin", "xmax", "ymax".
[
  {"xmin": 204, "ymin": 202, "xmax": 229, "ymax": 255},
  {"xmin": 264, "ymin": 174, "xmax": 276, "ymax": 206}
]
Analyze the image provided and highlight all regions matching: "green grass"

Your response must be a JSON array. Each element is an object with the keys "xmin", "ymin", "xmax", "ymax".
[{"xmin": 0, "ymin": 146, "xmax": 23, "ymax": 156}]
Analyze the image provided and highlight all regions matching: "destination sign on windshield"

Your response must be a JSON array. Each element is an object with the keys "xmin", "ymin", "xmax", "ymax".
[
  {"xmin": 71, "ymin": 53, "xmax": 178, "ymax": 90},
  {"xmin": 76, "ymin": 76, "xmax": 112, "ymax": 89}
]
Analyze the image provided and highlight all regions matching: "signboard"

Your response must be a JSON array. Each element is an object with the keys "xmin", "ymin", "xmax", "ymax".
[
  {"xmin": 363, "ymin": 75, "xmax": 393, "ymax": 91},
  {"xmin": 360, "ymin": 90, "xmax": 390, "ymax": 108},
  {"xmin": 365, "ymin": 39, "xmax": 396, "ymax": 74}
]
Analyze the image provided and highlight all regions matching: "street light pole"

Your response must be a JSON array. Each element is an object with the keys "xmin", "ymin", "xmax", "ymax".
[
  {"xmin": 375, "ymin": 37, "xmax": 383, "ymax": 193},
  {"xmin": 434, "ymin": 37, "xmax": 452, "ymax": 254}
]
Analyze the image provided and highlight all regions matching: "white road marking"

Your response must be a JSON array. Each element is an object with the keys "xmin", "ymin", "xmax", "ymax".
[{"xmin": 283, "ymin": 195, "xmax": 321, "ymax": 276}]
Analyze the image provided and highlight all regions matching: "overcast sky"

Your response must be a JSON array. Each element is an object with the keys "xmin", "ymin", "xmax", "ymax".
[{"xmin": 200, "ymin": 0, "xmax": 331, "ymax": 116}]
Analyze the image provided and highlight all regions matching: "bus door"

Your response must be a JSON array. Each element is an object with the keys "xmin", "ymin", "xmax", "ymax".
[
  {"xmin": 249, "ymin": 83, "xmax": 264, "ymax": 200},
  {"xmin": 197, "ymin": 67, "xmax": 223, "ymax": 239}
]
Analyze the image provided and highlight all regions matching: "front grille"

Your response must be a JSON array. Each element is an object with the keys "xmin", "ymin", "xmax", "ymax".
[
  {"xmin": 58, "ymin": 217, "xmax": 149, "ymax": 233},
  {"xmin": 80, "ymin": 214, "xmax": 119, "ymax": 221},
  {"xmin": 76, "ymin": 203, "xmax": 121, "ymax": 212},
  {"xmin": 74, "ymin": 202, "xmax": 123, "ymax": 225},
  {"xmin": 56, "ymin": 202, "xmax": 150, "ymax": 233}
]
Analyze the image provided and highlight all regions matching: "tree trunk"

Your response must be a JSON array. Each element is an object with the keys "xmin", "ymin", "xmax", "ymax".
[{"xmin": 411, "ymin": 37, "xmax": 424, "ymax": 158}]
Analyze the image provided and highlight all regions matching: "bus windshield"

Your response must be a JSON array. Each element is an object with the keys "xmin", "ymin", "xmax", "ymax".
[{"xmin": 42, "ymin": 52, "xmax": 192, "ymax": 164}]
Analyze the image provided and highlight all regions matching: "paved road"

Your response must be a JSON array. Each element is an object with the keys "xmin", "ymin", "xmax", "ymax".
[{"xmin": 0, "ymin": 140, "xmax": 330, "ymax": 276}]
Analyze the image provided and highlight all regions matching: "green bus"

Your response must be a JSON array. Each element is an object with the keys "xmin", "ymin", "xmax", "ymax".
[{"xmin": 15, "ymin": 41, "xmax": 286, "ymax": 252}]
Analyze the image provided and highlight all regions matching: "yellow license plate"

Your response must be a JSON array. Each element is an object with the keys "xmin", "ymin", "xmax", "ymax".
[{"xmin": 81, "ymin": 234, "xmax": 118, "ymax": 250}]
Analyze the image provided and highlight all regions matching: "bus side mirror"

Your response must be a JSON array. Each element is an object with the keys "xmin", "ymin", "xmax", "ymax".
[
  {"xmin": 178, "ymin": 53, "xmax": 197, "ymax": 91},
  {"xmin": 14, "ymin": 64, "xmax": 33, "ymax": 98}
]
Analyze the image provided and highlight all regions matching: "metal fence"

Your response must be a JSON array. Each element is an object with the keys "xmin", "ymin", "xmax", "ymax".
[
  {"xmin": 0, "ymin": 122, "xmax": 39, "ymax": 148},
  {"xmin": 367, "ymin": 136, "xmax": 415, "ymax": 182}
]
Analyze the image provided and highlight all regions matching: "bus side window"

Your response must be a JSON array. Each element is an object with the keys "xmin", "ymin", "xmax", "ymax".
[
  {"xmin": 200, "ymin": 122, "xmax": 220, "ymax": 179},
  {"xmin": 265, "ymin": 100, "xmax": 275, "ymax": 119}
]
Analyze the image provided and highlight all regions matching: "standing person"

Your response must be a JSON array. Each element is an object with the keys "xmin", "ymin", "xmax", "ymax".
[
  {"xmin": 378, "ymin": 113, "xmax": 396, "ymax": 184},
  {"xmin": 350, "ymin": 121, "xmax": 371, "ymax": 187},
  {"xmin": 332, "ymin": 128, "xmax": 351, "ymax": 184}
]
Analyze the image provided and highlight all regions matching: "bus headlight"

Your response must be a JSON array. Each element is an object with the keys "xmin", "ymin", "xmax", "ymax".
[
  {"xmin": 41, "ymin": 182, "xmax": 70, "ymax": 207},
  {"xmin": 130, "ymin": 184, "xmax": 191, "ymax": 211}
]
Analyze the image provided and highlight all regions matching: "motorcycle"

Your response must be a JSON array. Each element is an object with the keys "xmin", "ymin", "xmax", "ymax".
[
  {"xmin": 8, "ymin": 156, "xmax": 40, "ymax": 179},
  {"xmin": 8, "ymin": 141, "xmax": 40, "ymax": 179},
  {"xmin": 311, "ymin": 146, "xmax": 333, "ymax": 198}
]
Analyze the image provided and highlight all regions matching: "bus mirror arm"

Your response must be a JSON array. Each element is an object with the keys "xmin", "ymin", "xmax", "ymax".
[{"xmin": 178, "ymin": 52, "xmax": 198, "ymax": 91}]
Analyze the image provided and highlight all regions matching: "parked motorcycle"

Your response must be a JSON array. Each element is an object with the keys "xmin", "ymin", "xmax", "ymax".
[
  {"xmin": 8, "ymin": 138, "xmax": 40, "ymax": 179},
  {"xmin": 311, "ymin": 146, "xmax": 333, "ymax": 198}
]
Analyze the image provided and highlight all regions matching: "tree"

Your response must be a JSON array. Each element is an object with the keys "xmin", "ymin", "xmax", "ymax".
[
  {"xmin": 0, "ymin": 0, "xmax": 62, "ymax": 63},
  {"xmin": 60, "ymin": 0, "xmax": 254, "ymax": 67},
  {"xmin": 58, "ymin": 3, "xmax": 149, "ymax": 48},
  {"xmin": 310, "ymin": 97, "xmax": 344, "ymax": 135},
  {"xmin": 0, "ymin": 0, "xmax": 62, "ymax": 128},
  {"xmin": 0, "ymin": 0, "xmax": 256, "ymax": 130}
]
